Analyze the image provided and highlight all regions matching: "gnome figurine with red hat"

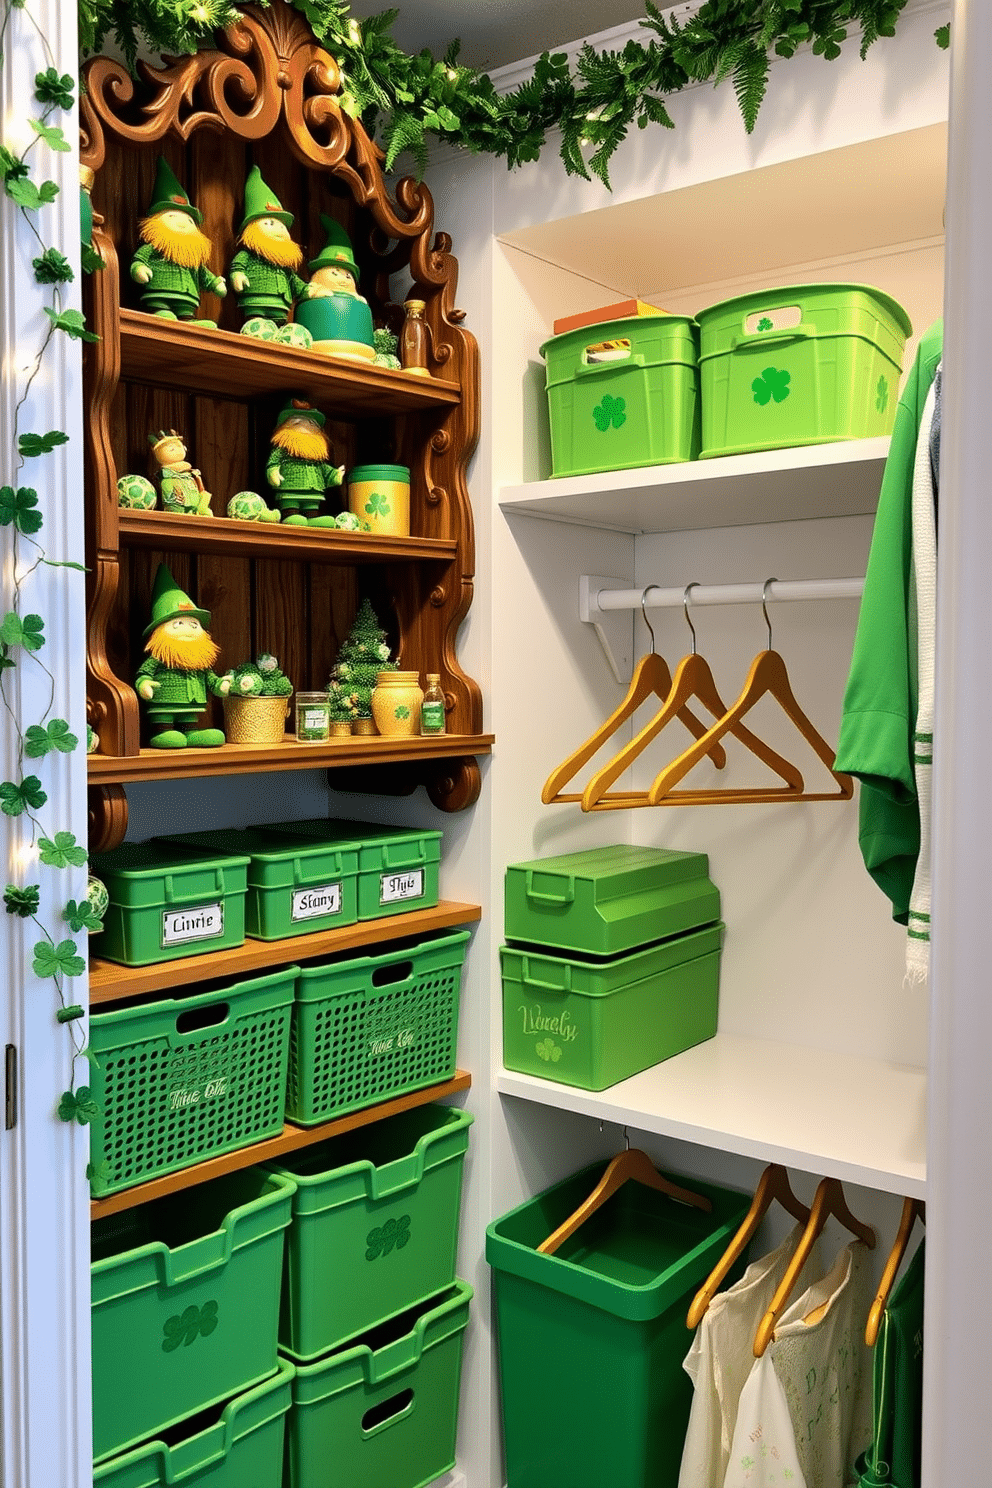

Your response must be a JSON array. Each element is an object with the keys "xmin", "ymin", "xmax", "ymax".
[
  {"xmin": 130, "ymin": 157, "xmax": 227, "ymax": 324},
  {"xmin": 229, "ymin": 166, "xmax": 311, "ymax": 336},
  {"xmin": 266, "ymin": 398, "xmax": 345, "ymax": 526},
  {"xmin": 134, "ymin": 564, "xmax": 231, "ymax": 748}
]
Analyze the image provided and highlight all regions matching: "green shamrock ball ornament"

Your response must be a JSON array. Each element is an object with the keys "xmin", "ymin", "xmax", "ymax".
[
  {"xmin": 227, "ymin": 489, "xmax": 281, "ymax": 523},
  {"xmin": 240, "ymin": 315, "xmax": 279, "ymax": 341},
  {"xmin": 335, "ymin": 510, "xmax": 361, "ymax": 532},
  {"xmin": 86, "ymin": 874, "xmax": 110, "ymax": 930},
  {"xmin": 117, "ymin": 473, "xmax": 157, "ymax": 510},
  {"xmin": 275, "ymin": 322, "xmax": 313, "ymax": 350}
]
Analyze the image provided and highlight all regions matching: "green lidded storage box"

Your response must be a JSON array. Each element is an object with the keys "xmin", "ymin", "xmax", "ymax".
[
  {"xmin": 156, "ymin": 826, "xmax": 360, "ymax": 940},
  {"xmin": 501, "ymin": 921, "xmax": 724, "ymax": 1090},
  {"xmin": 91, "ymin": 1168, "xmax": 296, "ymax": 1463},
  {"xmin": 487, "ymin": 1162, "xmax": 751, "ymax": 1488},
  {"xmin": 259, "ymin": 818, "xmax": 442, "ymax": 920},
  {"xmin": 287, "ymin": 929, "xmax": 470, "ymax": 1126},
  {"xmin": 696, "ymin": 281, "xmax": 912, "ymax": 459},
  {"xmin": 504, "ymin": 843, "xmax": 720, "ymax": 957},
  {"xmin": 87, "ymin": 966, "xmax": 296, "ymax": 1196},
  {"xmin": 90, "ymin": 840, "xmax": 250, "ymax": 966},
  {"xmin": 93, "ymin": 1357, "xmax": 295, "ymax": 1488},
  {"xmin": 540, "ymin": 315, "xmax": 700, "ymax": 477},
  {"xmin": 269, "ymin": 1103, "xmax": 473, "ymax": 1360},
  {"xmin": 284, "ymin": 1279, "xmax": 473, "ymax": 1488}
]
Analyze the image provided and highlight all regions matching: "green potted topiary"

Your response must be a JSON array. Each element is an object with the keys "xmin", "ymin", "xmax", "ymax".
[
  {"xmin": 327, "ymin": 598, "xmax": 396, "ymax": 735},
  {"xmin": 221, "ymin": 652, "xmax": 294, "ymax": 743}
]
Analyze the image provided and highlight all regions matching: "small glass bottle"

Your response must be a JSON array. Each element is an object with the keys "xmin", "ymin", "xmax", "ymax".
[
  {"xmin": 420, "ymin": 674, "xmax": 446, "ymax": 735},
  {"xmin": 400, "ymin": 298, "xmax": 431, "ymax": 376}
]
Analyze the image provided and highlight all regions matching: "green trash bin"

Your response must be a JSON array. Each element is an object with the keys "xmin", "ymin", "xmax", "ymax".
[{"xmin": 487, "ymin": 1161, "xmax": 751, "ymax": 1488}]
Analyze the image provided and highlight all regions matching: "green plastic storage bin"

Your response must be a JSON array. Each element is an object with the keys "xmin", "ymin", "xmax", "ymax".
[
  {"xmin": 504, "ymin": 843, "xmax": 720, "ymax": 956},
  {"xmin": 287, "ymin": 929, "xmax": 469, "ymax": 1126},
  {"xmin": 487, "ymin": 1162, "xmax": 751, "ymax": 1488},
  {"xmin": 90, "ymin": 840, "xmax": 250, "ymax": 966},
  {"xmin": 501, "ymin": 921, "xmax": 724, "ymax": 1089},
  {"xmin": 259, "ymin": 819, "xmax": 442, "ymax": 920},
  {"xmin": 91, "ymin": 1168, "xmax": 296, "ymax": 1463},
  {"xmin": 156, "ymin": 826, "xmax": 360, "ymax": 940},
  {"xmin": 696, "ymin": 282, "xmax": 912, "ymax": 458},
  {"xmin": 540, "ymin": 315, "xmax": 700, "ymax": 477},
  {"xmin": 93, "ymin": 1357, "xmax": 295, "ymax": 1488},
  {"xmin": 285, "ymin": 1280, "xmax": 473, "ymax": 1488},
  {"xmin": 269, "ymin": 1103, "xmax": 473, "ymax": 1359},
  {"xmin": 87, "ymin": 966, "xmax": 296, "ymax": 1196}
]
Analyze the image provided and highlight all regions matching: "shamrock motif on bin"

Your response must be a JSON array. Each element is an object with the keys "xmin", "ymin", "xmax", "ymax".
[
  {"xmin": 751, "ymin": 366, "xmax": 791, "ymax": 405},
  {"xmin": 756, "ymin": 316, "xmax": 774, "ymax": 331},
  {"xmin": 876, "ymin": 375, "xmax": 888, "ymax": 413},
  {"xmin": 535, "ymin": 1037, "xmax": 562, "ymax": 1063},
  {"xmin": 161, "ymin": 1300, "xmax": 219, "ymax": 1352},
  {"xmin": 365, "ymin": 1214, "xmax": 412, "ymax": 1260},
  {"xmin": 593, "ymin": 394, "xmax": 626, "ymax": 431},
  {"xmin": 364, "ymin": 490, "xmax": 391, "ymax": 517}
]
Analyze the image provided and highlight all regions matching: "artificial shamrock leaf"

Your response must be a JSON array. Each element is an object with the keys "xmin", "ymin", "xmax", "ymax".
[
  {"xmin": 38, "ymin": 831, "xmax": 87, "ymax": 868},
  {"xmin": 593, "ymin": 394, "xmax": 627, "ymax": 431},
  {"xmin": 34, "ymin": 68, "xmax": 75, "ymax": 109},
  {"xmin": 18, "ymin": 429, "xmax": 69, "ymax": 457},
  {"xmin": 0, "ymin": 777, "xmax": 47, "ymax": 815},
  {"xmin": 4, "ymin": 883, "xmax": 40, "ymax": 917},
  {"xmin": 364, "ymin": 490, "xmax": 391, "ymax": 516},
  {"xmin": 0, "ymin": 485, "xmax": 42, "ymax": 534},
  {"xmin": 0, "ymin": 145, "xmax": 27, "ymax": 181},
  {"xmin": 5, "ymin": 174, "xmax": 58, "ymax": 210},
  {"xmin": 43, "ymin": 306, "xmax": 98, "ymax": 342},
  {"xmin": 751, "ymin": 366, "xmax": 791, "ymax": 406},
  {"xmin": 0, "ymin": 612, "xmax": 45, "ymax": 651},
  {"xmin": 64, "ymin": 897, "xmax": 101, "ymax": 933},
  {"xmin": 57, "ymin": 1086, "xmax": 99, "ymax": 1125},
  {"xmin": 81, "ymin": 242, "xmax": 104, "ymax": 274},
  {"xmin": 33, "ymin": 938, "xmax": 86, "ymax": 979},
  {"xmin": 24, "ymin": 719, "xmax": 78, "ymax": 758},
  {"xmin": 28, "ymin": 118, "xmax": 71, "ymax": 152},
  {"xmin": 86, "ymin": 1159, "xmax": 111, "ymax": 1184},
  {"xmin": 936, "ymin": 23, "xmax": 950, "ymax": 48},
  {"xmin": 56, "ymin": 1003, "xmax": 86, "ymax": 1023}
]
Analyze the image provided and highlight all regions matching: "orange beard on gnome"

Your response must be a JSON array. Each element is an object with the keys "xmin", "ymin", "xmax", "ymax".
[
  {"xmin": 138, "ymin": 213, "xmax": 215, "ymax": 270},
  {"xmin": 145, "ymin": 623, "xmax": 221, "ymax": 673},
  {"xmin": 240, "ymin": 220, "xmax": 304, "ymax": 270},
  {"xmin": 269, "ymin": 420, "xmax": 332, "ymax": 462}
]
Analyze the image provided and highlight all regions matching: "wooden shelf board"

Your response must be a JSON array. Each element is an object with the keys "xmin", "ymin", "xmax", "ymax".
[
  {"xmin": 87, "ymin": 733, "xmax": 495, "ymax": 784},
  {"xmin": 497, "ymin": 1032, "xmax": 926, "ymax": 1198},
  {"xmin": 119, "ymin": 509, "xmax": 459, "ymax": 563},
  {"xmin": 499, "ymin": 437, "xmax": 890, "ymax": 535},
  {"xmin": 89, "ymin": 900, "xmax": 482, "ymax": 1003},
  {"xmin": 90, "ymin": 1070, "xmax": 472, "ymax": 1219},
  {"xmin": 118, "ymin": 310, "xmax": 460, "ymax": 412}
]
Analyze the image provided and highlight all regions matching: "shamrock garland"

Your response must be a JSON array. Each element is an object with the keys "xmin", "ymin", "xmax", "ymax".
[
  {"xmin": 75, "ymin": 0, "xmax": 947, "ymax": 186},
  {"xmin": 1, "ymin": 3, "xmax": 97, "ymax": 1154}
]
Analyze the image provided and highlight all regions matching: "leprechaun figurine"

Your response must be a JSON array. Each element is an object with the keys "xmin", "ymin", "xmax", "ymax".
[
  {"xmin": 149, "ymin": 428, "xmax": 212, "ymax": 516},
  {"xmin": 134, "ymin": 564, "xmax": 231, "ymax": 748},
  {"xmin": 266, "ymin": 398, "xmax": 344, "ymax": 526},
  {"xmin": 293, "ymin": 216, "xmax": 376, "ymax": 361},
  {"xmin": 229, "ymin": 166, "xmax": 310, "ymax": 333},
  {"xmin": 130, "ymin": 157, "xmax": 227, "ymax": 324}
]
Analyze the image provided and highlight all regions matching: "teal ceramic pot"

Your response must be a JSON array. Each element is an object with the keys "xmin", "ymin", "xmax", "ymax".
[{"xmin": 295, "ymin": 292, "xmax": 375, "ymax": 359}]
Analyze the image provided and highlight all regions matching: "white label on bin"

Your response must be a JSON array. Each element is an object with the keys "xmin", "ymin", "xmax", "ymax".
[
  {"xmin": 161, "ymin": 902, "xmax": 225, "ymax": 947},
  {"xmin": 379, "ymin": 869, "xmax": 423, "ymax": 906},
  {"xmin": 291, "ymin": 882, "xmax": 342, "ymax": 922}
]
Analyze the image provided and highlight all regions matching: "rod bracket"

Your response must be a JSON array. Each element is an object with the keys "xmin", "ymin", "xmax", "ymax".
[{"xmin": 580, "ymin": 575, "xmax": 634, "ymax": 685}]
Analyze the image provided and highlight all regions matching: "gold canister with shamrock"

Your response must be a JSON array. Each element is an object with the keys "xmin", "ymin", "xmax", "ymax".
[{"xmin": 348, "ymin": 463, "xmax": 410, "ymax": 536}]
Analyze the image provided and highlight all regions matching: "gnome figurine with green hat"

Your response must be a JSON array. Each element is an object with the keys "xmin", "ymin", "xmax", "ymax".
[
  {"xmin": 134, "ymin": 563, "xmax": 232, "ymax": 747},
  {"xmin": 294, "ymin": 215, "xmax": 375, "ymax": 361},
  {"xmin": 229, "ymin": 166, "xmax": 312, "ymax": 342},
  {"xmin": 266, "ymin": 397, "xmax": 345, "ymax": 526},
  {"xmin": 130, "ymin": 157, "xmax": 227, "ymax": 324}
]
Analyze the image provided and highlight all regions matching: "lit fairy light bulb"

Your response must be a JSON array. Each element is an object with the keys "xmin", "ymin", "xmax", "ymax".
[
  {"xmin": 446, "ymin": 68, "xmax": 457, "ymax": 81},
  {"xmin": 348, "ymin": 18, "xmax": 362, "ymax": 45}
]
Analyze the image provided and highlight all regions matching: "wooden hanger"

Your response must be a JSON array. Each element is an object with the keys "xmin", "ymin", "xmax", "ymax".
[
  {"xmin": 581, "ymin": 585, "xmax": 804, "ymax": 810},
  {"xmin": 866, "ymin": 1196, "xmax": 925, "ymax": 1346},
  {"xmin": 537, "ymin": 1146, "xmax": 712, "ymax": 1257},
  {"xmin": 686, "ymin": 1164, "xmax": 811, "ymax": 1329},
  {"xmin": 541, "ymin": 585, "xmax": 727, "ymax": 805},
  {"xmin": 753, "ymin": 1177, "xmax": 876, "ymax": 1357},
  {"xmin": 646, "ymin": 581, "xmax": 854, "ymax": 806}
]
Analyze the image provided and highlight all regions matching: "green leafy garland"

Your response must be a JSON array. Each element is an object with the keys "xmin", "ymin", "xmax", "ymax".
[
  {"xmin": 0, "ymin": 9, "xmax": 102, "ymax": 1153},
  {"xmin": 76, "ymin": 0, "xmax": 947, "ymax": 185}
]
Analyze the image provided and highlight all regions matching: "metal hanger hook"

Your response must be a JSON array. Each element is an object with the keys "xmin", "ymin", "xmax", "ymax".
[
  {"xmin": 761, "ymin": 577, "xmax": 777, "ymax": 650},
  {"xmin": 640, "ymin": 584, "xmax": 661, "ymax": 654},
  {"xmin": 683, "ymin": 582, "xmax": 699, "ymax": 655}
]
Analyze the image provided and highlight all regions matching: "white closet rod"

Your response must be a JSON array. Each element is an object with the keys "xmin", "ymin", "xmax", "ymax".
[{"xmin": 592, "ymin": 577, "xmax": 865, "ymax": 613}]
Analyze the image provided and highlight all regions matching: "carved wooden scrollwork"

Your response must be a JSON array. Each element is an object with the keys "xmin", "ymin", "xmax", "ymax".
[
  {"xmin": 88, "ymin": 784, "xmax": 129, "ymax": 851},
  {"xmin": 425, "ymin": 758, "xmax": 482, "ymax": 813}
]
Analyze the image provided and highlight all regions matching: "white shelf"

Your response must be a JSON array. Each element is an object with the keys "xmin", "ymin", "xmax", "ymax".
[
  {"xmin": 497, "ymin": 1032, "xmax": 926, "ymax": 1198},
  {"xmin": 499, "ymin": 437, "xmax": 890, "ymax": 535}
]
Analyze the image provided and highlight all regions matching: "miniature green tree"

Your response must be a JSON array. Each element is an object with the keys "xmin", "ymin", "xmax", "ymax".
[
  {"xmin": 327, "ymin": 598, "xmax": 395, "ymax": 719},
  {"xmin": 224, "ymin": 652, "xmax": 294, "ymax": 697}
]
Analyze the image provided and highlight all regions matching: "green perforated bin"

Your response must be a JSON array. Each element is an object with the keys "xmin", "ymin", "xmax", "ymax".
[
  {"xmin": 268, "ymin": 1103, "xmax": 473, "ymax": 1360},
  {"xmin": 696, "ymin": 282, "xmax": 912, "ymax": 458},
  {"xmin": 156, "ymin": 827, "xmax": 360, "ymax": 940},
  {"xmin": 90, "ymin": 840, "xmax": 250, "ymax": 966},
  {"xmin": 540, "ymin": 315, "xmax": 700, "ymax": 477},
  {"xmin": 93, "ymin": 1357, "xmax": 295, "ymax": 1488},
  {"xmin": 501, "ymin": 922, "xmax": 724, "ymax": 1089},
  {"xmin": 285, "ymin": 1280, "xmax": 473, "ymax": 1488},
  {"xmin": 91, "ymin": 1169, "xmax": 295, "ymax": 1463},
  {"xmin": 487, "ymin": 1163, "xmax": 751, "ymax": 1488},
  {"xmin": 287, "ymin": 929, "xmax": 469, "ymax": 1126},
  {"xmin": 87, "ymin": 966, "xmax": 296, "ymax": 1196},
  {"xmin": 259, "ymin": 819, "xmax": 441, "ymax": 920}
]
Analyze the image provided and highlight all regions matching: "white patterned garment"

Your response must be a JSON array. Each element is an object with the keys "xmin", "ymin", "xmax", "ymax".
[
  {"xmin": 724, "ymin": 1242, "xmax": 873, "ymax": 1488},
  {"xmin": 679, "ymin": 1226, "xmax": 824, "ymax": 1488}
]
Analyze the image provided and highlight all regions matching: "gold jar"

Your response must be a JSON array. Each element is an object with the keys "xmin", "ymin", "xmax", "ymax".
[{"xmin": 370, "ymin": 670, "xmax": 423, "ymax": 736}]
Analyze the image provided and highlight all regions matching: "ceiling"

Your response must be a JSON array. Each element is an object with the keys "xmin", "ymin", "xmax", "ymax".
[{"xmin": 344, "ymin": 0, "xmax": 650, "ymax": 72}]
